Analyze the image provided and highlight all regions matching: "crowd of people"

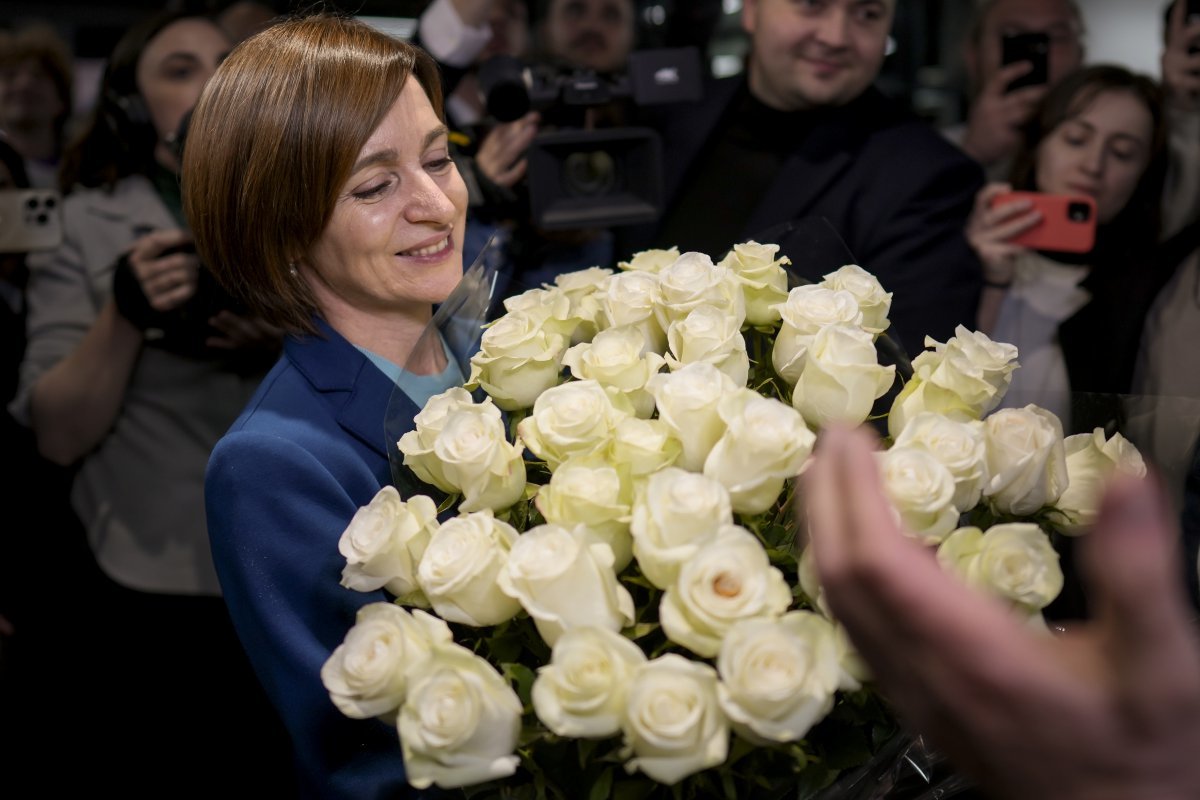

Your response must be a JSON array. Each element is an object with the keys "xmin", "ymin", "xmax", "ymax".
[{"xmin": 1, "ymin": 0, "xmax": 1199, "ymax": 798}]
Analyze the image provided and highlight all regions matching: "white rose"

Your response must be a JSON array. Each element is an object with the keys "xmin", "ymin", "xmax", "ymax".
[
  {"xmin": 497, "ymin": 523, "xmax": 635, "ymax": 647},
  {"xmin": 417, "ymin": 510, "xmax": 522, "ymax": 626},
  {"xmin": 398, "ymin": 398, "xmax": 527, "ymax": 513},
  {"xmin": 517, "ymin": 379, "xmax": 634, "ymax": 471},
  {"xmin": 399, "ymin": 643, "xmax": 522, "ymax": 790},
  {"xmin": 791, "ymin": 324, "xmax": 895, "ymax": 429},
  {"xmin": 878, "ymin": 446, "xmax": 960, "ymax": 545},
  {"xmin": 397, "ymin": 386, "xmax": 477, "ymax": 450},
  {"xmin": 937, "ymin": 523, "xmax": 1064, "ymax": 612},
  {"xmin": 660, "ymin": 525, "xmax": 793, "ymax": 658},
  {"xmin": 337, "ymin": 487, "xmax": 438, "ymax": 603},
  {"xmin": 887, "ymin": 376, "xmax": 979, "ymax": 440},
  {"xmin": 893, "ymin": 412, "xmax": 989, "ymax": 512},
  {"xmin": 596, "ymin": 269, "xmax": 667, "ymax": 353},
  {"xmin": 630, "ymin": 467, "xmax": 734, "ymax": 590},
  {"xmin": 534, "ymin": 460, "xmax": 634, "ymax": 571},
  {"xmin": 654, "ymin": 251, "xmax": 746, "ymax": 331},
  {"xmin": 913, "ymin": 326, "xmax": 1020, "ymax": 415},
  {"xmin": 794, "ymin": 559, "xmax": 867, "ymax": 688},
  {"xmin": 645, "ymin": 361, "xmax": 738, "ymax": 472},
  {"xmin": 553, "ymin": 266, "xmax": 614, "ymax": 343},
  {"xmin": 501, "ymin": 285, "xmax": 574, "ymax": 331},
  {"xmin": 1052, "ymin": 429, "xmax": 1147, "ymax": 534},
  {"xmin": 983, "ymin": 406, "xmax": 1069, "ymax": 516},
  {"xmin": 771, "ymin": 285, "xmax": 864, "ymax": 385},
  {"xmin": 621, "ymin": 654, "xmax": 729, "ymax": 785},
  {"xmin": 717, "ymin": 240, "xmax": 790, "ymax": 326},
  {"xmin": 703, "ymin": 388, "xmax": 816, "ymax": 515},
  {"xmin": 833, "ymin": 623, "xmax": 872, "ymax": 691},
  {"xmin": 532, "ymin": 625, "xmax": 647, "ymax": 739},
  {"xmin": 716, "ymin": 612, "xmax": 841, "ymax": 745},
  {"xmin": 393, "ymin": 387, "xmax": 474, "ymax": 481},
  {"xmin": 664, "ymin": 304, "xmax": 750, "ymax": 387},
  {"xmin": 562, "ymin": 326, "xmax": 667, "ymax": 418},
  {"xmin": 320, "ymin": 604, "xmax": 451, "ymax": 720},
  {"xmin": 609, "ymin": 416, "xmax": 682, "ymax": 480},
  {"xmin": 467, "ymin": 309, "xmax": 570, "ymax": 410},
  {"xmin": 796, "ymin": 544, "xmax": 830, "ymax": 618},
  {"xmin": 619, "ymin": 246, "xmax": 680, "ymax": 273},
  {"xmin": 819, "ymin": 264, "xmax": 892, "ymax": 335}
]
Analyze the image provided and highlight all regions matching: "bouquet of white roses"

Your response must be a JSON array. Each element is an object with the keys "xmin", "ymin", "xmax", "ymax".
[{"xmin": 321, "ymin": 241, "xmax": 1146, "ymax": 799}]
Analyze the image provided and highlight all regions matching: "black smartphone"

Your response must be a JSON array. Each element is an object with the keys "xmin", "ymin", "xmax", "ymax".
[
  {"xmin": 1188, "ymin": 0, "xmax": 1200, "ymax": 53},
  {"xmin": 1002, "ymin": 32, "xmax": 1050, "ymax": 93}
]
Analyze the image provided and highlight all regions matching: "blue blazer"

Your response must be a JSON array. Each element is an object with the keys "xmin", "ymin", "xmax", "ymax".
[
  {"xmin": 618, "ymin": 78, "xmax": 986, "ymax": 359},
  {"xmin": 205, "ymin": 319, "xmax": 432, "ymax": 799}
]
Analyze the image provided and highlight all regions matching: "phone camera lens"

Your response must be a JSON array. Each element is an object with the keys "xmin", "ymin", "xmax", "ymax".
[
  {"xmin": 44, "ymin": 197, "xmax": 56, "ymax": 209},
  {"xmin": 1068, "ymin": 202, "xmax": 1091, "ymax": 222},
  {"xmin": 24, "ymin": 197, "xmax": 37, "ymax": 210}
]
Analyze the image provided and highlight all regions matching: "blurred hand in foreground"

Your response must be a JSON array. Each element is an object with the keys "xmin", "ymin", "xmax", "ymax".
[{"xmin": 800, "ymin": 424, "xmax": 1200, "ymax": 800}]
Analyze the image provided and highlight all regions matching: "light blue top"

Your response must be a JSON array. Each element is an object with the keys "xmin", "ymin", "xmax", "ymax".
[{"xmin": 355, "ymin": 335, "xmax": 465, "ymax": 410}]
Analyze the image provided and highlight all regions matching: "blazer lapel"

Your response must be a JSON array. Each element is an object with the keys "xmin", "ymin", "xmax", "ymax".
[{"xmin": 285, "ymin": 320, "xmax": 420, "ymax": 461}]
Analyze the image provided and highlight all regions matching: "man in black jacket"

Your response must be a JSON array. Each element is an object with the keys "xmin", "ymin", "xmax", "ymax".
[{"xmin": 618, "ymin": 0, "xmax": 985, "ymax": 359}]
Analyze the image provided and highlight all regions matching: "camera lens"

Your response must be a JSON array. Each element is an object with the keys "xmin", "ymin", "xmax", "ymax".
[
  {"xmin": 1068, "ymin": 201, "xmax": 1091, "ymax": 222},
  {"xmin": 563, "ymin": 151, "xmax": 616, "ymax": 196}
]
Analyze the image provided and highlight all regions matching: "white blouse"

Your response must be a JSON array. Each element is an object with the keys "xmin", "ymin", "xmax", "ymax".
[{"xmin": 990, "ymin": 252, "xmax": 1091, "ymax": 424}]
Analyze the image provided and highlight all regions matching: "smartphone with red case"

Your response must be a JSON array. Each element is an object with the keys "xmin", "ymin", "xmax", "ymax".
[{"xmin": 989, "ymin": 191, "xmax": 1097, "ymax": 254}]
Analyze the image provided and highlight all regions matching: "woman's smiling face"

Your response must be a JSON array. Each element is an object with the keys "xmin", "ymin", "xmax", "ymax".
[{"xmin": 304, "ymin": 78, "xmax": 468, "ymax": 327}]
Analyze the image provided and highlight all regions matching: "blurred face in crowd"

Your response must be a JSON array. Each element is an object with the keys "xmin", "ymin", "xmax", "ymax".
[
  {"xmin": 966, "ymin": 0, "xmax": 1084, "ymax": 96},
  {"xmin": 1035, "ymin": 88, "xmax": 1152, "ymax": 225},
  {"xmin": 481, "ymin": 0, "xmax": 531, "ymax": 62},
  {"xmin": 742, "ymin": 0, "xmax": 894, "ymax": 112},
  {"xmin": 542, "ymin": 0, "xmax": 635, "ymax": 73},
  {"xmin": 136, "ymin": 17, "xmax": 231, "ymax": 169},
  {"xmin": 303, "ymin": 79, "xmax": 468, "ymax": 333},
  {"xmin": 0, "ymin": 57, "xmax": 64, "ymax": 132}
]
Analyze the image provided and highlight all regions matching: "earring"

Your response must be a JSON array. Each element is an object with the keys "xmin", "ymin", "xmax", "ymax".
[{"xmin": 288, "ymin": 262, "xmax": 298, "ymax": 278}]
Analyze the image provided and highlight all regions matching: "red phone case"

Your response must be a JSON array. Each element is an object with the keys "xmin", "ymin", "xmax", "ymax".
[{"xmin": 990, "ymin": 191, "xmax": 1097, "ymax": 254}]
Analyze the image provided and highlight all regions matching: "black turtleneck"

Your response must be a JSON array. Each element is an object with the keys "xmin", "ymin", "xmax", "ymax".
[{"xmin": 653, "ymin": 83, "xmax": 818, "ymax": 259}]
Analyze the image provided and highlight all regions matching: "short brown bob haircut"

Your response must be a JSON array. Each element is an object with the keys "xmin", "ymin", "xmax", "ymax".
[{"xmin": 182, "ymin": 13, "xmax": 445, "ymax": 335}]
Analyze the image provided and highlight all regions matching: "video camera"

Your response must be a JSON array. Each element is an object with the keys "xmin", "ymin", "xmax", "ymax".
[{"xmin": 478, "ymin": 47, "xmax": 703, "ymax": 230}]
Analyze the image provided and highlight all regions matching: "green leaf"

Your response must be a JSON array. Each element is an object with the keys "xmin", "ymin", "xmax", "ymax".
[
  {"xmin": 587, "ymin": 767, "xmax": 614, "ymax": 800},
  {"xmin": 621, "ymin": 621, "xmax": 660, "ymax": 640},
  {"xmin": 501, "ymin": 662, "xmax": 537, "ymax": 707}
]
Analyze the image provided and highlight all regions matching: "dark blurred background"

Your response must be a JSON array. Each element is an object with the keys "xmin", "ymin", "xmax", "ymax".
[{"xmin": 0, "ymin": 0, "xmax": 1169, "ymax": 136}]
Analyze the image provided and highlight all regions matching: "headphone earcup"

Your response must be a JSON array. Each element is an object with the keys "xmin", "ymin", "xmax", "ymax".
[{"xmin": 116, "ymin": 93, "xmax": 151, "ymax": 128}]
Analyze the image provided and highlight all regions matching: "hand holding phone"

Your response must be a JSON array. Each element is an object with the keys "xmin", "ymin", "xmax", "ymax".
[
  {"xmin": 1001, "ymin": 32, "xmax": 1050, "ymax": 93},
  {"xmin": 988, "ymin": 191, "xmax": 1097, "ymax": 253},
  {"xmin": 0, "ymin": 189, "xmax": 63, "ymax": 253}
]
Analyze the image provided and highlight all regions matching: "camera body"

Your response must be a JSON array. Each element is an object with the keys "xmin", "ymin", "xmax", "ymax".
[
  {"xmin": 478, "ymin": 47, "xmax": 702, "ymax": 230},
  {"xmin": 0, "ymin": 189, "xmax": 63, "ymax": 253}
]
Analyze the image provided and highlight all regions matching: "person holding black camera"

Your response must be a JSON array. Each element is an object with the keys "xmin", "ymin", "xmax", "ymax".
[
  {"xmin": 945, "ymin": 0, "xmax": 1086, "ymax": 182},
  {"xmin": 7, "ymin": 9, "xmax": 290, "ymax": 793},
  {"xmin": 427, "ymin": 0, "xmax": 648, "ymax": 291}
]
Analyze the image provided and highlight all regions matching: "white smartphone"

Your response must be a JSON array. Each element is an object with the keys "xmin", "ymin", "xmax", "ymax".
[{"xmin": 0, "ymin": 189, "xmax": 64, "ymax": 253}]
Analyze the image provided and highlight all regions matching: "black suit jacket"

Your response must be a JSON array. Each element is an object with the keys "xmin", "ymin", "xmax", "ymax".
[{"xmin": 619, "ymin": 77, "xmax": 986, "ymax": 358}]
